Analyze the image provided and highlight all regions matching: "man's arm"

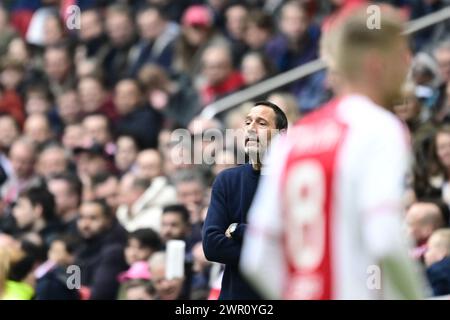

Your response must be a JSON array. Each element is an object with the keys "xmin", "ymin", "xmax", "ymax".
[
  {"xmin": 89, "ymin": 245, "xmax": 127, "ymax": 300},
  {"xmin": 240, "ymin": 136, "xmax": 288, "ymax": 299},
  {"xmin": 202, "ymin": 174, "xmax": 243, "ymax": 266}
]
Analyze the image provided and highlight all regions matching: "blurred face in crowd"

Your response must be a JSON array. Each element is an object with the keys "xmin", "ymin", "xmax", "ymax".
[
  {"xmin": 25, "ymin": 91, "xmax": 51, "ymax": 115},
  {"xmin": 435, "ymin": 46, "xmax": 450, "ymax": 83},
  {"xmin": 406, "ymin": 203, "xmax": 443, "ymax": 246},
  {"xmin": 149, "ymin": 260, "xmax": 183, "ymax": 300},
  {"xmin": 125, "ymin": 238, "xmax": 154, "ymax": 265},
  {"xmin": 0, "ymin": 115, "xmax": 20, "ymax": 150},
  {"xmin": 57, "ymin": 90, "xmax": 81, "ymax": 125},
  {"xmin": 393, "ymin": 92, "xmax": 420, "ymax": 123},
  {"xmin": 436, "ymin": 131, "xmax": 450, "ymax": 169},
  {"xmin": 48, "ymin": 240, "xmax": 74, "ymax": 266},
  {"xmin": 244, "ymin": 21, "xmax": 271, "ymax": 50},
  {"xmin": 225, "ymin": 5, "xmax": 248, "ymax": 40},
  {"xmin": 76, "ymin": 153, "xmax": 109, "ymax": 179},
  {"xmin": 183, "ymin": 24, "xmax": 210, "ymax": 47},
  {"xmin": 7, "ymin": 37, "xmax": 30, "ymax": 63},
  {"xmin": 114, "ymin": 79, "xmax": 142, "ymax": 115},
  {"xmin": 241, "ymin": 54, "xmax": 267, "ymax": 86},
  {"xmin": 202, "ymin": 47, "xmax": 233, "ymax": 86},
  {"xmin": 105, "ymin": 11, "xmax": 134, "ymax": 47},
  {"xmin": 9, "ymin": 141, "xmax": 35, "ymax": 180},
  {"xmin": 77, "ymin": 202, "xmax": 110, "ymax": 239},
  {"xmin": 0, "ymin": 66, "xmax": 24, "ymax": 91},
  {"xmin": 48, "ymin": 179, "xmax": 79, "ymax": 219},
  {"xmin": 93, "ymin": 176, "xmax": 120, "ymax": 213},
  {"xmin": 44, "ymin": 15, "xmax": 64, "ymax": 46},
  {"xmin": 244, "ymin": 105, "xmax": 278, "ymax": 159},
  {"xmin": 424, "ymin": 232, "xmax": 450, "ymax": 267},
  {"xmin": 13, "ymin": 196, "xmax": 41, "ymax": 229},
  {"xmin": 118, "ymin": 175, "xmax": 146, "ymax": 208},
  {"xmin": 161, "ymin": 212, "xmax": 189, "ymax": 243},
  {"xmin": 44, "ymin": 48, "xmax": 71, "ymax": 82},
  {"xmin": 115, "ymin": 136, "xmax": 138, "ymax": 172},
  {"xmin": 24, "ymin": 114, "xmax": 52, "ymax": 145},
  {"xmin": 136, "ymin": 149, "xmax": 162, "ymax": 181},
  {"xmin": 176, "ymin": 180, "xmax": 204, "ymax": 209},
  {"xmin": 78, "ymin": 77, "xmax": 106, "ymax": 113},
  {"xmin": 62, "ymin": 124, "xmax": 85, "ymax": 151},
  {"xmin": 137, "ymin": 9, "xmax": 165, "ymax": 41},
  {"xmin": 82, "ymin": 115, "xmax": 111, "ymax": 145},
  {"xmin": 80, "ymin": 10, "xmax": 103, "ymax": 42},
  {"xmin": 280, "ymin": 3, "xmax": 308, "ymax": 41},
  {"xmin": 36, "ymin": 147, "xmax": 68, "ymax": 179}
]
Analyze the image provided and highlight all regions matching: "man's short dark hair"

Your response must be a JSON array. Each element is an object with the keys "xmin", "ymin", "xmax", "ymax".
[
  {"xmin": 128, "ymin": 228, "xmax": 162, "ymax": 251},
  {"xmin": 162, "ymin": 204, "xmax": 190, "ymax": 225},
  {"xmin": 254, "ymin": 101, "xmax": 288, "ymax": 130},
  {"xmin": 91, "ymin": 171, "xmax": 118, "ymax": 188},
  {"xmin": 83, "ymin": 199, "xmax": 113, "ymax": 219},
  {"xmin": 19, "ymin": 183, "xmax": 56, "ymax": 223}
]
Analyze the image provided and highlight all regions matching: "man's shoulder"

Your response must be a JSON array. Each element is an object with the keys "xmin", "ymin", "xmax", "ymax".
[{"xmin": 215, "ymin": 164, "xmax": 250, "ymax": 181}]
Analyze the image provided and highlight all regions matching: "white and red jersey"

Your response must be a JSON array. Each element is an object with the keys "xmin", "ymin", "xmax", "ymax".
[{"xmin": 240, "ymin": 94, "xmax": 424, "ymax": 300}]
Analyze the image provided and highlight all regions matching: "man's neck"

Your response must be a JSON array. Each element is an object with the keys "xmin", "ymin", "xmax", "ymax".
[{"xmin": 339, "ymin": 82, "xmax": 385, "ymax": 108}]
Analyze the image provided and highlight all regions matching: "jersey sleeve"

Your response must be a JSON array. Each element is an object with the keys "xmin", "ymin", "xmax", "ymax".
[
  {"xmin": 358, "ymin": 121, "xmax": 425, "ymax": 299},
  {"xmin": 240, "ymin": 135, "xmax": 289, "ymax": 299}
]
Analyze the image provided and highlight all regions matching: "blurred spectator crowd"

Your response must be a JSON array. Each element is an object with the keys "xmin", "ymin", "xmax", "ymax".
[{"xmin": 0, "ymin": 0, "xmax": 450, "ymax": 300}]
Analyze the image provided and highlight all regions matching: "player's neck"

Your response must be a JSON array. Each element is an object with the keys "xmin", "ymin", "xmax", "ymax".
[{"xmin": 339, "ymin": 83, "xmax": 384, "ymax": 107}]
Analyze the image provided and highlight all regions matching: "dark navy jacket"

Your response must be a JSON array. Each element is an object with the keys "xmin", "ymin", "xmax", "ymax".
[
  {"xmin": 426, "ymin": 256, "xmax": 450, "ymax": 296},
  {"xmin": 202, "ymin": 164, "xmax": 262, "ymax": 300}
]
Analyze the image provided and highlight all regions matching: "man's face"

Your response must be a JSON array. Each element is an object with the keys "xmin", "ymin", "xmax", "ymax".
[
  {"xmin": 82, "ymin": 116, "xmax": 110, "ymax": 145},
  {"xmin": 244, "ymin": 106, "xmax": 278, "ymax": 160},
  {"xmin": 137, "ymin": 9, "xmax": 163, "ymax": 40},
  {"xmin": 77, "ymin": 202, "xmax": 109, "ymax": 239},
  {"xmin": 280, "ymin": 4, "xmax": 308, "ymax": 41},
  {"xmin": 406, "ymin": 203, "xmax": 439, "ymax": 245},
  {"xmin": 9, "ymin": 143, "xmax": 35, "ymax": 179},
  {"xmin": 80, "ymin": 11, "xmax": 103, "ymax": 41},
  {"xmin": 161, "ymin": 212, "xmax": 189, "ymax": 243},
  {"xmin": 202, "ymin": 48, "xmax": 232, "ymax": 86},
  {"xmin": 105, "ymin": 12, "xmax": 134, "ymax": 47},
  {"xmin": 13, "ymin": 197, "xmax": 38, "ymax": 229},
  {"xmin": 78, "ymin": 78, "xmax": 104, "ymax": 113},
  {"xmin": 93, "ymin": 177, "xmax": 120, "ymax": 212},
  {"xmin": 24, "ymin": 116, "xmax": 52, "ymax": 145},
  {"xmin": 44, "ymin": 49, "xmax": 70, "ymax": 82},
  {"xmin": 136, "ymin": 151, "xmax": 162, "ymax": 180},
  {"xmin": 114, "ymin": 80, "xmax": 141, "ymax": 115},
  {"xmin": 436, "ymin": 132, "xmax": 450, "ymax": 168},
  {"xmin": 176, "ymin": 181, "xmax": 204, "ymax": 208},
  {"xmin": 0, "ymin": 116, "xmax": 20, "ymax": 149},
  {"xmin": 124, "ymin": 238, "xmax": 153, "ymax": 265},
  {"xmin": 48, "ymin": 179, "xmax": 78, "ymax": 217},
  {"xmin": 115, "ymin": 137, "xmax": 138, "ymax": 172},
  {"xmin": 435, "ymin": 48, "xmax": 450, "ymax": 83},
  {"xmin": 150, "ymin": 263, "xmax": 183, "ymax": 300},
  {"xmin": 37, "ymin": 149, "xmax": 67, "ymax": 179}
]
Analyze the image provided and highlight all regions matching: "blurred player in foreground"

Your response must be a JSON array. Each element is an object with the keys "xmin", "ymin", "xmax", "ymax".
[{"xmin": 240, "ymin": 6, "xmax": 426, "ymax": 299}]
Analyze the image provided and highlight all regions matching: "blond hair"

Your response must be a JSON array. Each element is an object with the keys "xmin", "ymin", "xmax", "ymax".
[{"xmin": 333, "ymin": 6, "xmax": 406, "ymax": 81}]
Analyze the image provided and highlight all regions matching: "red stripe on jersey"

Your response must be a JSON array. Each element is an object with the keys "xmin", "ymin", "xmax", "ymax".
[{"xmin": 280, "ymin": 98, "xmax": 348, "ymax": 300}]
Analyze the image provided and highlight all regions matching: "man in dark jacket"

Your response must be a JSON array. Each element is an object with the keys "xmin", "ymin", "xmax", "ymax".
[
  {"xmin": 75, "ymin": 199, "xmax": 128, "ymax": 300},
  {"xmin": 425, "ymin": 228, "xmax": 450, "ymax": 296},
  {"xmin": 202, "ymin": 101, "xmax": 288, "ymax": 299}
]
